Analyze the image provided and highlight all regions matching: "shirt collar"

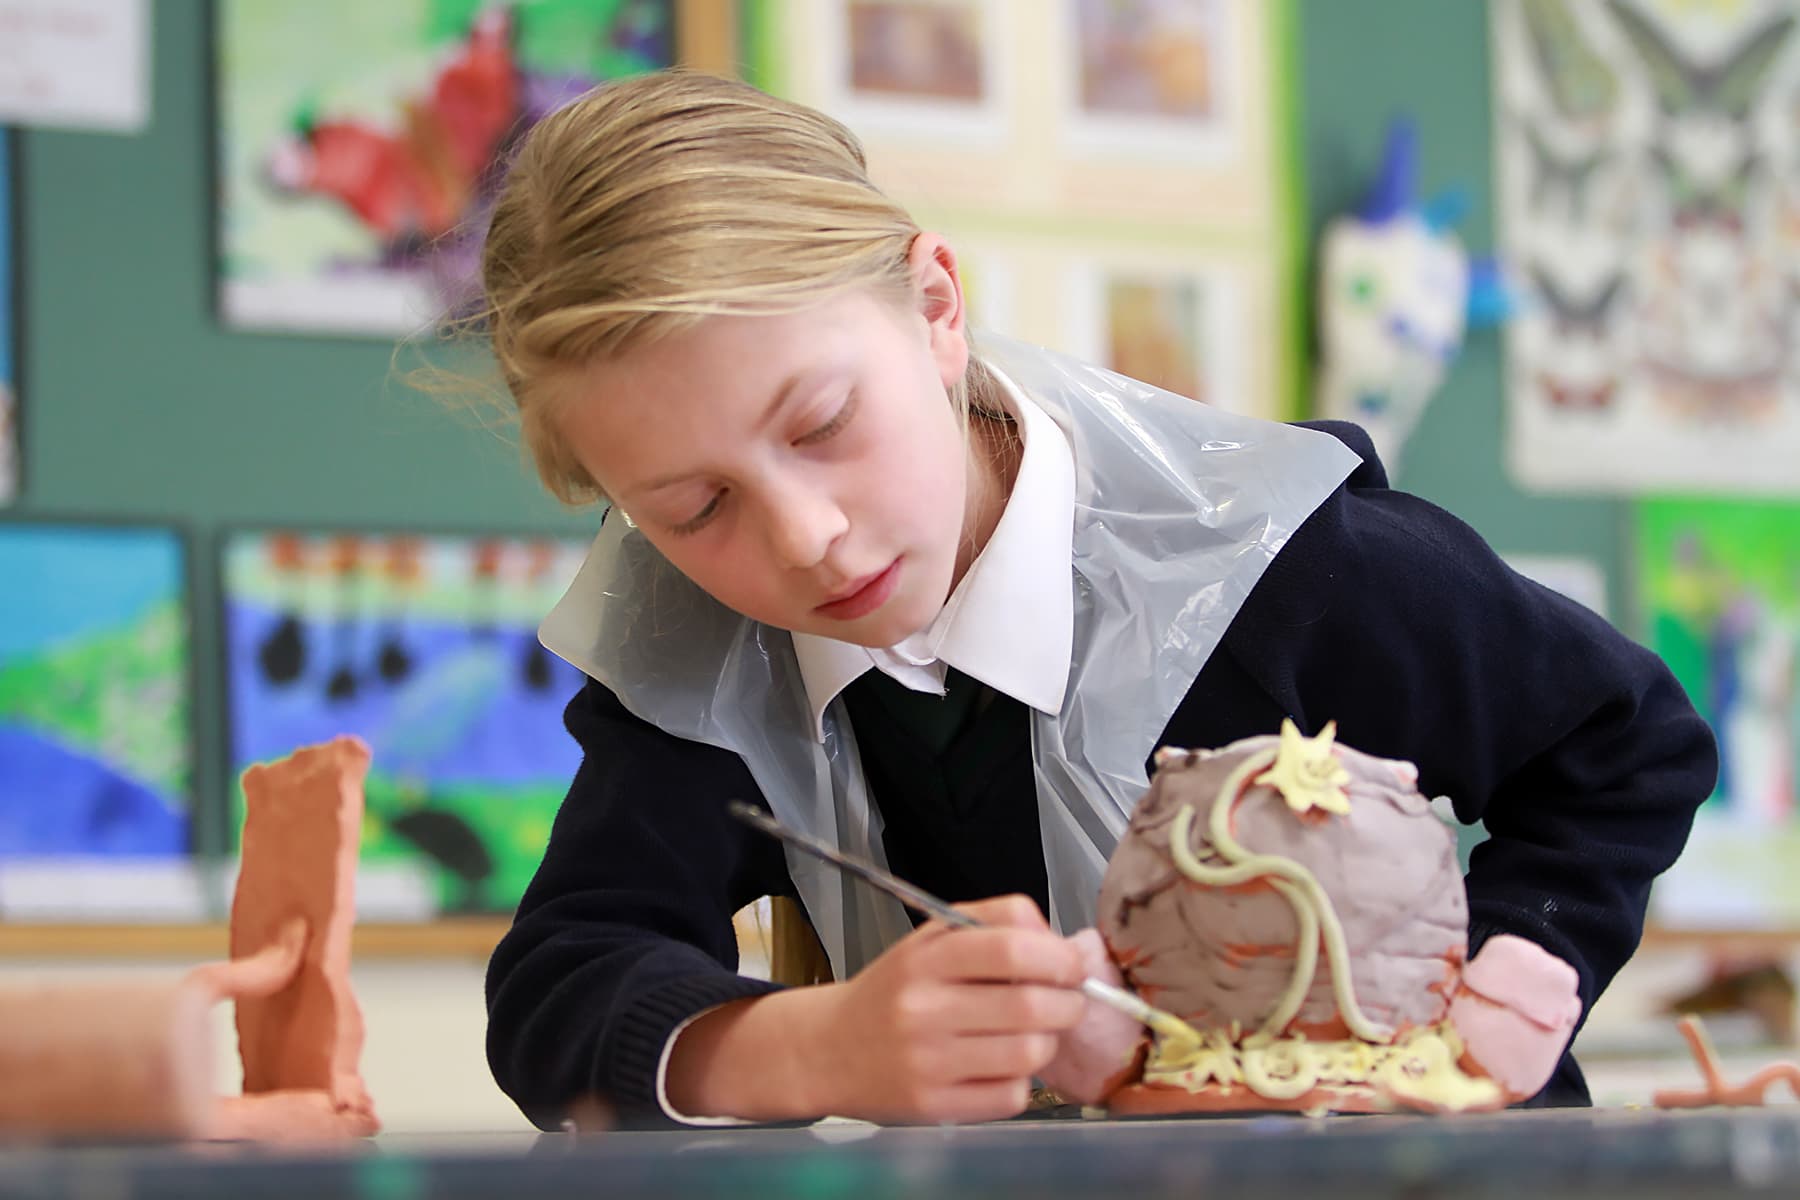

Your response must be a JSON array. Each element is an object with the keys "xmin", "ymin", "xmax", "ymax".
[{"xmin": 790, "ymin": 366, "xmax": 1077, "ymax": 741}]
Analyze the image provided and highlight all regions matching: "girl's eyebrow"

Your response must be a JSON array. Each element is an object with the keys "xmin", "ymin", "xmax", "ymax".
[
  {"xmin": 751, "ymin": 368, "xmax": 824, "ymax": 435},
  {"xmin": 619, "ymin": 368, "xmax": 835, "ymax": 498}
]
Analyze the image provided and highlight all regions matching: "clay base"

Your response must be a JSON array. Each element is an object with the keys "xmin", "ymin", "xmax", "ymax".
[
  {"xmin": 1107, "ymin": 1080, "xmax": 1391, "ymax": 1117},
  {"xmin": 211, "ymin": 1091, "xmax": 380, "ymax": 1143}
]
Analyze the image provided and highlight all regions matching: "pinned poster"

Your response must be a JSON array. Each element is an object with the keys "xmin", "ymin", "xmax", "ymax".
[
  {"xmin": 1638, "ymin": 498, "xmax": 1800, "ymax": 929},
  {"xmin": 0, "ymin": 522, "xmax": 198, "ymax": 921},
  {"xmin": 221, "ymin": 530, "xmax": 590, "ymax": 919},
  {"xmin": 1492, "ymin": 0, "xmax": 1800, "ymax": 495},
  {"xmin": 214, "ymin": 0, "xmax": 677, "ymax": 337},
  {"xmin": 0, "ymin": 0, "xmax": 150, "ymax": 133},
  {"xmin": 1058, "ymin": 0, "xmax": 1237, "ymax": 167}
]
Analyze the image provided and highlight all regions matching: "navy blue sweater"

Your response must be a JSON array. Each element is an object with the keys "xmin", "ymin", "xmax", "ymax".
[{"xmin": 485, "ymin": 423, "xmax": 1717, "ymax": 1129}]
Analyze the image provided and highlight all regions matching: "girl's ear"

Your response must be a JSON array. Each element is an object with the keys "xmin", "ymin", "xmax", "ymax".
[{"xmin": 907, "ymin": 232, "xmax": 971, "ymax": 392}]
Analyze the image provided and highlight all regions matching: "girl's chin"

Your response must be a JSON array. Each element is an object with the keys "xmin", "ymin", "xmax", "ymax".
[
  {"xmin": 820, "ymin": 601, "xmax": 937, "ymax": 649},
  {"xmin": 823, "ymin": 617, "xmax": 923, "ymax": 649}
]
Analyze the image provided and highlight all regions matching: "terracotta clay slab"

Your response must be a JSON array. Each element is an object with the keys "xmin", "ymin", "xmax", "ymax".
[{"xmin": 224, "ymin": 735, "xmax": 378, "ymax": 1137}]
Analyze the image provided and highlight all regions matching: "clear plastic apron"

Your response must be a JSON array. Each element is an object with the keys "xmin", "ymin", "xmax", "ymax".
[{"xmin": 539, "ymin": 335, "xmax": 1360, "ymax": 979}]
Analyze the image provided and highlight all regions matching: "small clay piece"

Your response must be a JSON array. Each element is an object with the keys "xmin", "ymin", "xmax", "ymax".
[
  {"xmin": 206, "ymin": 735, "xmax": 379, "ymax": 1140},
  {"xmin": 1655, "ymin": 1014, "xmax": 1800, "ymax": 1108}
]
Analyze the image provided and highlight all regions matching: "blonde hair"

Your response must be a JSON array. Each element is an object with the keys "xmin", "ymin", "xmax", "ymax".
[{"xmin": 468, "ymin": 68, "xmax": 997, "ymax": 506}]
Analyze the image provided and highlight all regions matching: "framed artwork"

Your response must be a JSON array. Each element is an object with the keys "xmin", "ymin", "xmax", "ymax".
[
  {"xmin": 0, "ymin": 522, "xmax": 197, "ymax": 920},
  {"xmin": 955, "ymin": 232, "xmax": 1268, "ymax": 415},
  {"xmin": 221, "ymin": 529, "xmax": 591, "ymax": 920},
  {"xmin": 214, "ymin": 0, "xmax": 680, "ymax": 337},
  {"xmin": 1493, "ymin": 0, "xmax": 1800, "ymax": 495},
  {"xmin": 815, "ymin": 0, "xmax": 1009, "ymax": 142},
  {"xmin": 1, "ymin": 128, "xmax": 16, "ymax": 505},
  {"xmin": 1063, "ymin": 255, "xmax": 1246, "ymax": 411},
  {"xmin": 1637, "ymin": 498, "xmax": 1800, "ymax": 929},
  {"xmin": 1057, "ymin": 0, "xmax": 1237, "ymax": 166}
]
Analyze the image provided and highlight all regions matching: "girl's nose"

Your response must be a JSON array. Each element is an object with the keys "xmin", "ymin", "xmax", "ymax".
[{"xmin": 763, "ymin": 483, "xmax": 849, "ymax": 569}]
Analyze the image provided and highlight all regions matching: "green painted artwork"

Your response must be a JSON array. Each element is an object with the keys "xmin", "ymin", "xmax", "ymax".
[
  {"xmin": 0, "ymin": 524, "xmax": 191, "ymax": 861},
  {"xmin": 1638, "ymin": 497, "xmax": 1800, "ymax": 928}
]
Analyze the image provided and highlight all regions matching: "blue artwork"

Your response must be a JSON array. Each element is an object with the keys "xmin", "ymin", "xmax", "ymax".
[
  {"xmin": 0, "ymin": 524, "xmax": 191, "ymax": 859},
  {"xmin": 222, "ymin": 530, "xmax": 589, "ymax": 915}
]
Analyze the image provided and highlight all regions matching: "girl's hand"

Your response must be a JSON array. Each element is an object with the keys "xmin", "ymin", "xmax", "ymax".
[
  {"xmin": 797, "ymin": 893, "xmax": 1088, "ymax": 1124},
  {"xmin": 1035, "ymin": 928, "xmax": 1148, "ymax": 1105}
]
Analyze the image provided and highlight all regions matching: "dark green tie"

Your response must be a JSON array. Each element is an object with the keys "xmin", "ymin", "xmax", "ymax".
[{"xmin": 853, "ymin": 665, "xmax": 989, "ymax": 756}]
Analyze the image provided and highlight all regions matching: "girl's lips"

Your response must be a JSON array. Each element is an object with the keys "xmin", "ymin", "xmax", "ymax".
[{"xmin": 815, "ymin": 558, "xmax": 901, "ymax": 621}]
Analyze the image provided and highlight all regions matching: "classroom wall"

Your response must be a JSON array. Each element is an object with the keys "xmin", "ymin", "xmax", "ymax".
[
  {"xmin": 12, "ymin": 2, "xmax": 598, "ymax": 858},
  {"xmin": 10, "ymin": 3, "xmax": 1639, "ymax": 861}
]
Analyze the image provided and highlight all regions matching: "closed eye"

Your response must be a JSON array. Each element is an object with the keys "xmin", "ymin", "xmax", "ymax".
[
  {"xmin": 670, "ymin": 490, "xmax": 725, "ymax": 536},
  {"xmin": 794, "ymin": 394, "xmax": 858, "ymax": 446}
]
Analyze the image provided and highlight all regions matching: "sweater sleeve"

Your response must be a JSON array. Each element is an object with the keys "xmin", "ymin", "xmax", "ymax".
[
  {"xmin": 1222, "ymin": 421, "xmax": 1719, "ymax": 1023},
  {"xmin": 484, "ymin": 677, "xmax": 796, "ymax": 1130}
]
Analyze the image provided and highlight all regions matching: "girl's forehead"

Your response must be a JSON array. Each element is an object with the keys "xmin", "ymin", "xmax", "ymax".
[
  {"xmin": 581, "ymin": 295, "xmax": 906, "ymax": 393},
  {"xmin": 554, "ymin": 300, "xmax": 911, "ymax": 482}
]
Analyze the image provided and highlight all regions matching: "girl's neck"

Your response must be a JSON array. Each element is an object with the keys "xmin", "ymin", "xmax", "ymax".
[{"xmin": 951, "ymin": 409, "xmax": 1024, "ymax": 591}]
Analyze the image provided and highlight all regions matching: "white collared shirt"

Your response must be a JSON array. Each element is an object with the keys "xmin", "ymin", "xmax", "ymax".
[
  {"xmin": 789, "ymin": 367, "xmax": 1078, "ymax": 734},
  {"xmin": 655, "ymin": 365, "xmax": 1079, "ymax": 1124}
]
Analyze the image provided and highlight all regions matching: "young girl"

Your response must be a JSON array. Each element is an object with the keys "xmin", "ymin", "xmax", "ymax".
[{"xmin": 473, "ymin": 70, "xmax": 1716, "ymax": 1129}]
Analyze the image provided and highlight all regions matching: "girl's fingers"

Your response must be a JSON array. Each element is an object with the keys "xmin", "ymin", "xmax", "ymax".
[
  {"xmin": 935, "ymin": 983, "xmax": 1087, "ymax": 1035},
  {"xmin": 917, "ymin": 1032, "xmax": 1060, "ymax": 1082},
  {"xmin": 941, "ymin": 893, "xmax": 1054, "ymax": 932},
  {"xmin": 912, "ymin": 927, "xmax": 1086, "ymax": 988},
  {"xmin": 886, "ymin": 980, "xmax": 1085, "ymax": 1039}
]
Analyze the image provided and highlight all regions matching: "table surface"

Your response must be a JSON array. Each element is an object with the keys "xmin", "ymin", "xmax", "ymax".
[{"xmin": 4, "ymin": 1106, "xmax": 1800, "ymax": 1199}]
